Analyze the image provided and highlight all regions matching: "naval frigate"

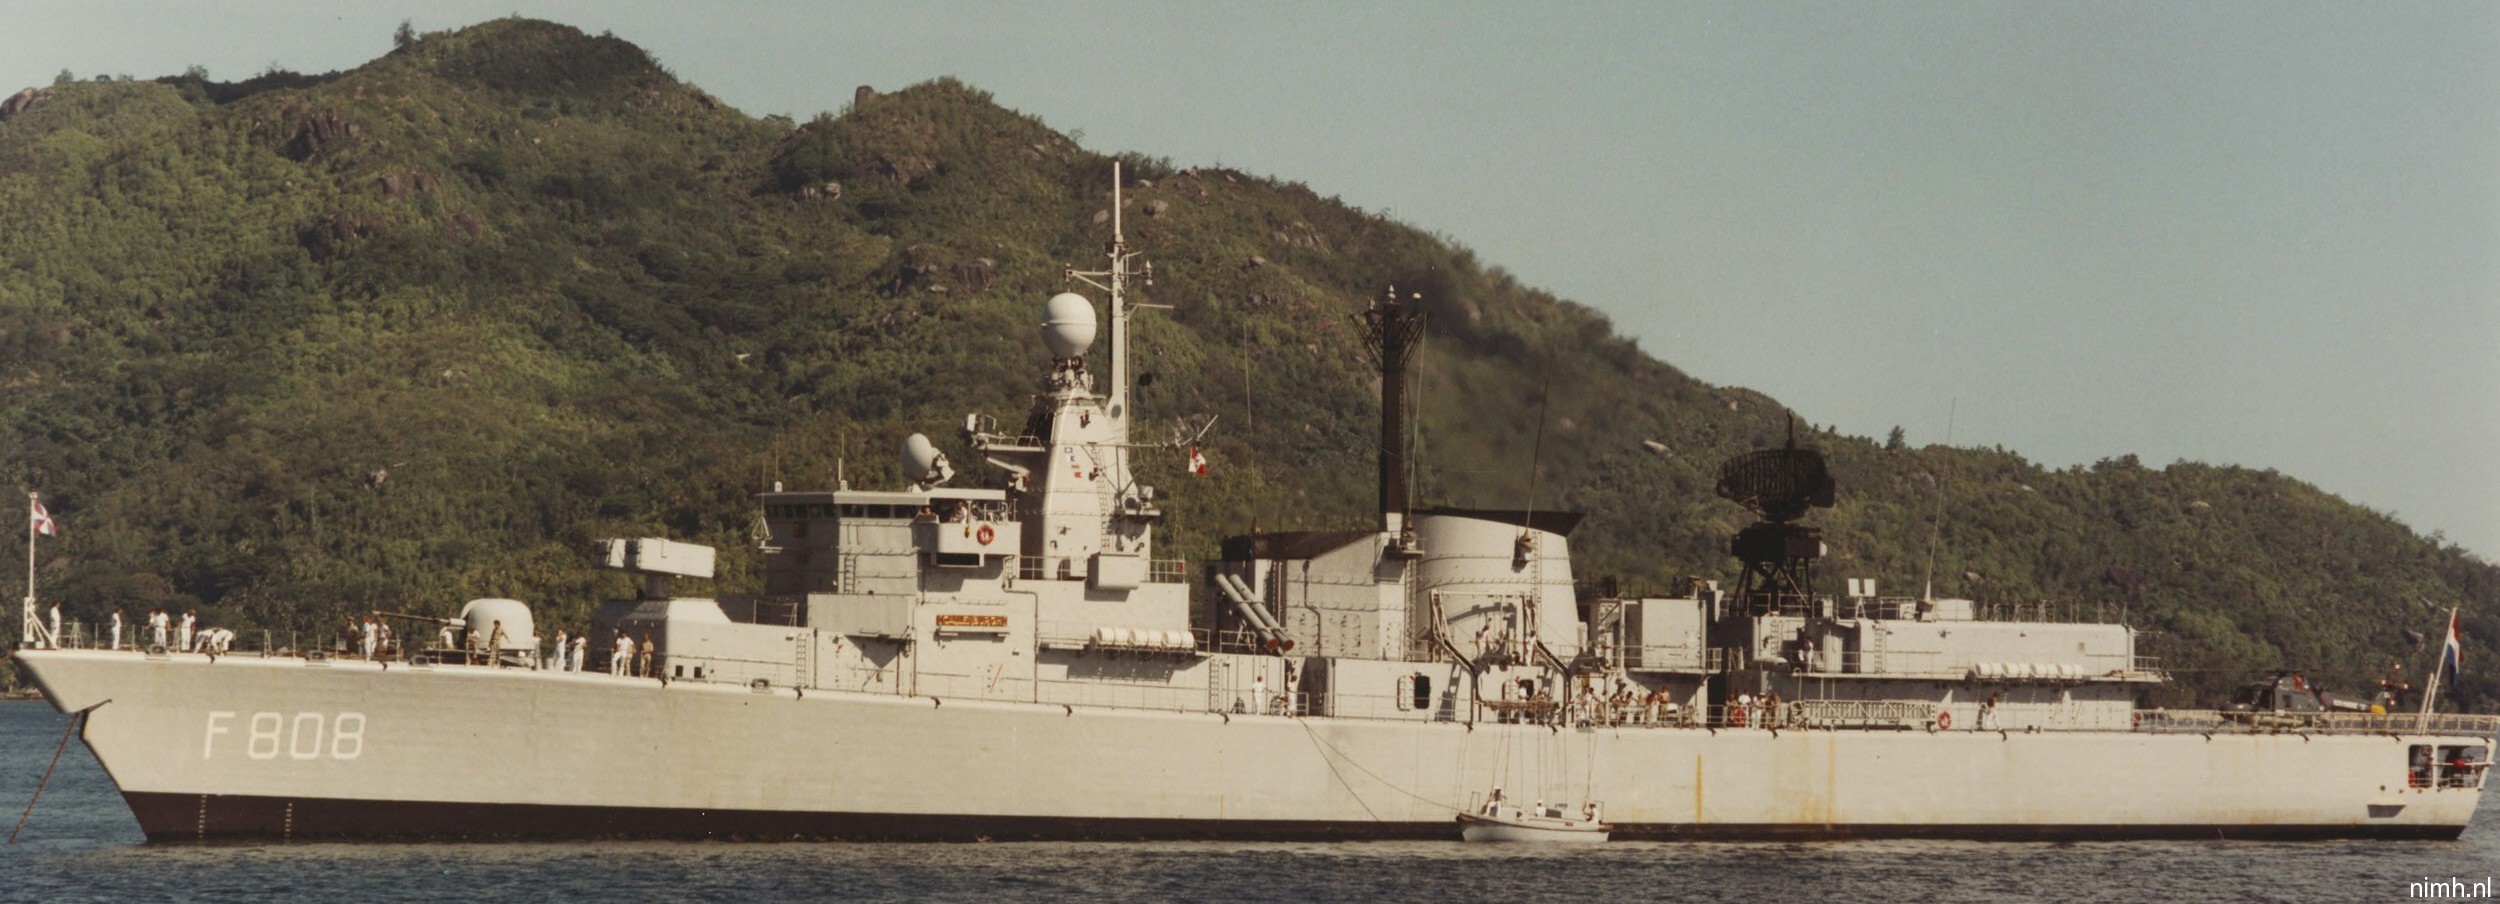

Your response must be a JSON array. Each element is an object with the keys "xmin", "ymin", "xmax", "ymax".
[{"xmin": 14, "ymin": 165, "xmax": 2496, "ymax": 841}]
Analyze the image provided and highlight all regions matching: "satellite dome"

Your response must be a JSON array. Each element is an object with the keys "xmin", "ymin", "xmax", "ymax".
[
  {"xmin": 901, "ymin": 433, "xmax": 945, "ymax": 482},
  {"xmin": 1042, "ymin": 292, "xmax": 1098, "ymax": 358}
]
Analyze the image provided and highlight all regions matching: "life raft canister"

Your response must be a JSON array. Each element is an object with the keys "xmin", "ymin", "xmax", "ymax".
[{"xmin": 976, "ymin": 524, "xmax": 996, "ymax": 545}]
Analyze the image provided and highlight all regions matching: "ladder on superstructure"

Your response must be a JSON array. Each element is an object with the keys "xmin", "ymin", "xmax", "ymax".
[{"xmin": 794, "ymin": 631, "xmax": 814, "ymax": 689}]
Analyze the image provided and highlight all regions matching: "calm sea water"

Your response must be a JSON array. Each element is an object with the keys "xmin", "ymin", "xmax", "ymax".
[{"xmin": 2, "ymin": 701, "xmax": 2495, "ymax": 903}]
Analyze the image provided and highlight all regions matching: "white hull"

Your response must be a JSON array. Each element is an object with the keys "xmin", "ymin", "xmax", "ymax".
[
  {"xmin": 17, "ymin": 649, "xmax": 2489, "ymax": 841},
  {"xmin": 1458, "ymin": 813, "xmax": 1610, "ymax": 843}
]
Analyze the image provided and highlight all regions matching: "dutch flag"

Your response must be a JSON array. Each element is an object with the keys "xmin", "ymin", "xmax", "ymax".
[
  {"xmin": 29, "ymin": 498, "xmax": 55, "ymax": 538},
  {"xmin": 2440, "ymin": 609, "xmax": 2463, "ymax": 681}
]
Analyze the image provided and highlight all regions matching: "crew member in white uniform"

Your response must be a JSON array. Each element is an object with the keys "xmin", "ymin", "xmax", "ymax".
[
  {"xmin": 551, "ymin": 629, "xmax": 568, "ymax": 671},
  {"xmin": 569, "ymin": 635, "xmax": 586, "ymax": 673},
  {"xmin": 360, "ymin": 617, "xmax": 379, "ymax": 659},
  {"xmin": 177, "ymin": 610, "xmax": 196, "ymax": 652},
  {"xmin": 109, "ymin": 609, "xmax": 122, "ymax": 651},
  {"xmin": 149, "ymin": 608, "xmax": 168, "ymax": 650},
  {"xmin": 611, "ymin": 632, "xmax": 634, "ymax": 676},
  {"xmin": 45, "ymin": 601, "xmax": 61, "ymax": 649}
]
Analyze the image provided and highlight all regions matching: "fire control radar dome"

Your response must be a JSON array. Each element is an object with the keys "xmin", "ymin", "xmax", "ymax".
[
  {"xmin": 1042, "ymin": 292, "xmax": 1098, "ymax": 358},
  {"xmin": 901, "ymin": 433, "xmax": 946, "ymax": 483}
]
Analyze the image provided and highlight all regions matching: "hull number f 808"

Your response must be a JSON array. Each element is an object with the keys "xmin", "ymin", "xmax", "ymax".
[{"xmin": 203, "ymin": 711, "xmax": 366, "ymax": 761}]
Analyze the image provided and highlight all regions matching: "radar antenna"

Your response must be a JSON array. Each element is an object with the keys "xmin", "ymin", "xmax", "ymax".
[{"xmin": 1713, "ymin": 416, "xmax": 1835, "ymax": 614}]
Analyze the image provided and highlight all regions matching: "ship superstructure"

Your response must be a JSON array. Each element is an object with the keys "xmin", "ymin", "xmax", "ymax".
[{"xmin": 13, "ymin": 165, "xmax": 2496, "ymax": 842}]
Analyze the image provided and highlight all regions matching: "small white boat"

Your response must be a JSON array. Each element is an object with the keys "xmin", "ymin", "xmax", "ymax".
[{"xmin": 1457, "ymin": 798, "xmax": 1611, "ymax": 843}]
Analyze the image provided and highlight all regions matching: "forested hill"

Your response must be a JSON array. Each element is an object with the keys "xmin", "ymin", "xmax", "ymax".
[{"xmin": 1, "ymin": 19, "xmax": 2490, "ymax": 708}]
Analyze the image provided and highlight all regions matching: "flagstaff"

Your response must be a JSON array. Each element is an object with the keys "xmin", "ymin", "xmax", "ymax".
[
  {"xmin": 2418, "ymin": 606, "xmax": 2463, "ymax": 731},
  {"xmin": 24, "ymin": 491, "xmax": 56, "ymax": 648},
  {"xmin": 23, "ymin": 491, "xmax": 37, "ymax": 648}
]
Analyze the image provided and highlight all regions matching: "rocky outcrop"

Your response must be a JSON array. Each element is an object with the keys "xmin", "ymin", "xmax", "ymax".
[
  {"xmin": 279, "ymin": 111, "xmax": 364, "ymax": 162},
  {"xmin": 952, "ymin": 257, "xmax": 996, "ymax": 294},
  {"xmin": 0, "ymin": 87, "xmax": 51, "ymax": 121},
  {"xmin": 377, "ymin": 171, "xmax": 441, "ymax": 201},
  {"xmin": 301, "ymin": 212, "xmax": 387, "ymax": 260}
]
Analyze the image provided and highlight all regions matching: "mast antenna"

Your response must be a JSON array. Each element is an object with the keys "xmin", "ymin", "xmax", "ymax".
[{"xmin": 1920, "ymin": 398, "xmax": 1956, "ymax": 603}]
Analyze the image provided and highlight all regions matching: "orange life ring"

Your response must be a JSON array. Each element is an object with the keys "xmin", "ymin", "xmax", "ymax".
[
  {"xmin": 1729, "ymin": 704, "xmax": 1748, "ymax": 727},
  {"xmin": 1937, "ymin": 711, "xmax": 1954, "ymax": 730},
  {"xmin": 976, "ymin": 524, "xmax": 996, "ymax": 545}
]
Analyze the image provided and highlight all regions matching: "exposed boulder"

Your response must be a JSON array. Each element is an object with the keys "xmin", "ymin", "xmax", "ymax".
[
  {"xmin": 1273, "ymin": 220, "xmax": 1328, "ymax": 253},
  {"xmin": 301, "ymin": 212, "xmax": 387, "ymax": 260},
  {"xmin": 952, "ymin": 257, "xmax": 996, "ymax": 295},
  {"xmin": 280, "ymin": 110, "xmax": 364, "ymax": 162},
  {"xmin": 0, "ymin": 87, "xmax": 51, "ymax": 121},
  {"xmin": 377, "ymin": 170, "xmax": 442, "ymax": 201}
]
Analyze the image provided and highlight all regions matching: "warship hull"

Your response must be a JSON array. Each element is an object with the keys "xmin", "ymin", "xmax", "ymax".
[{"xmin": 19, "ymin": 649, "xmax": 2484, "ymax": 842}]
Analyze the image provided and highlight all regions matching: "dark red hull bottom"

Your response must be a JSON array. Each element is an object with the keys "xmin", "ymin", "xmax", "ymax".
[{"xmin": 123, "ymin": 792, "xmax": 2467, "ymax": 843}]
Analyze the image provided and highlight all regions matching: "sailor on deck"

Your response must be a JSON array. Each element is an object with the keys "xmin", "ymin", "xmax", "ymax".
[
  {"xmin": 487, "ymin": 620, "xmax": 508, "ymax": 667},
  {"xmin": 148, "ymin": 608, "xmax": 168, "ymax": 650},
  {"xmin": 360, "ymin": 617, "xmax": 379, "ymax": 659},
  {"xmin": 177, "ymin": 610, "xmax": 196, "ymax": 652},
  {"xmin": 109, "ymin": 609, "xmax": 122, "ymax": 651},
  {"xmin": 612, "ymin": 631, "xmax": 634, "ymax": 676},
  {"xmin": 552, "ymin": 630, "xmax": 568, "ymax": 671},
  {"xmin": 44, "ymin": 601, "xmax": 61, "ymax": 649},
  {"xmin": 569, "ymin": 634, "xmax": 586, "ymax": 673}
]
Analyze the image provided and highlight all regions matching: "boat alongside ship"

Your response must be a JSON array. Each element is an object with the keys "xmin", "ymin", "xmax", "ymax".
[{"xmin": 13, "ymin": 166, "xmax": 2497, "ymax": 842}]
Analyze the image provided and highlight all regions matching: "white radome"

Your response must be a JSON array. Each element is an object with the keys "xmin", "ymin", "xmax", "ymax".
[
  {"xmin": 901, "ymin": 433, "xmax": 945, "ymax": 482},
  {"xmin": 1042, "ymin": 292, "xmax": 1098, "ymax": 358}
]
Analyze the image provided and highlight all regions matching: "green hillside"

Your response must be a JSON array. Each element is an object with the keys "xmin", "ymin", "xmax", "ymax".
[{"xmin": 2, "ymin": 18, "xmax": 2490, "ymax": 708}]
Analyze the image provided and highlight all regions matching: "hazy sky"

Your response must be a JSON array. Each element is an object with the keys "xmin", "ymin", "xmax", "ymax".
[{"xmin": 7, "ymin": 2, "xmax": 2496, "ymax": 556}]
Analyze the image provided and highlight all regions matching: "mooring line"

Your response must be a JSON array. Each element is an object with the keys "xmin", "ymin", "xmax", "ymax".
[{"xmin": 10, "ymin": 699, "xmax": 108, "ymax": 844}]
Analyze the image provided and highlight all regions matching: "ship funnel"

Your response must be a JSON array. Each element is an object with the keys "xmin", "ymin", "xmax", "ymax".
[
  {"xmin": 901, "ymin": 433, "xmax": 954, "ymax": 487},
  {"xmin": 1042, "ymin": 292, "xmax": 1099, "ymax": 359}
]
